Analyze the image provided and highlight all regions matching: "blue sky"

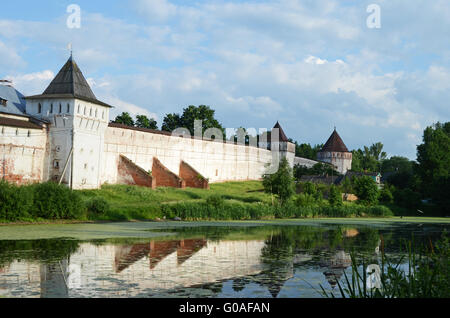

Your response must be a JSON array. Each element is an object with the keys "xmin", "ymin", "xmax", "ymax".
[{"xmin": 1, "ymin": 0, "xmax": 450, "ymax": 159}]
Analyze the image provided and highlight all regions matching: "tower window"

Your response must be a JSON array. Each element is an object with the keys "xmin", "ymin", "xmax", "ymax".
[
  {"xmin": 59, "ymin": 104, "xmax": 62, "ymax": 113},
  {"xmin": 50, "ymin": 104, "xmax": 53, "ymax": 114},
  {"xmin": 67, "ymin": 104, "xmax": 70, "ymax": 113},
  {"xmin": 78, "ymin": 105, "xmax": 81, "ymax": 114},
  {"xmin": 95, "ymin": 109, "xmax": 98, "ymax": 118},
  {"xmin": 27, "ymin": 130, "xmax": 31, "ymax": 137},
  {"xmin": 90, "ymin": 108, "xmax": 93, "ymax": 117},
  {"xmin": 38, "ymin": 103, "xmax": 42, "ymax": 114}
]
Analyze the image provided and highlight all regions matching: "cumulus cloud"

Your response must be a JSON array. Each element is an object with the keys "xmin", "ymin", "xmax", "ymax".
[{"xmin": 1, "ymin": 0, "xmax": 449, "ymax": 159}]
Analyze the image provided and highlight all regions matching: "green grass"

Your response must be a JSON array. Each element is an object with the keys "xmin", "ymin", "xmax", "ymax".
[{"xmin": 2, "ymin": 181, "xmax": 448, "ymax": 223}]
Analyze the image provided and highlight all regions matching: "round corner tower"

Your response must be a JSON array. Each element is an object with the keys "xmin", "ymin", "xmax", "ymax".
[{"xmin": 317, "ymin": 128, "xmax": 352, "ymax": 175}]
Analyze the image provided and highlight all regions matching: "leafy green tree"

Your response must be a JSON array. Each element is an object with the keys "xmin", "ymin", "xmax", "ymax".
[
  {"xmin": 162, "ymin": 105, "xmax": 225, "ymax": 137},
  {"xmin": 293, "ymin": 163, "xmax": 339, "ymax": 181},
  {"xmin": 328, "ymin": 185, "xmax": 343, "ymax": 206},
  {"xmin": 113, "ymin": 112, "xmax": 134, "ymax": 127},
  {"xmin": 161, "ymin": 113, "xmax": 182, "ymax": 132},
  {"xmin": 135, "ymin": 115, "xmax": 158, "ymax": 130},
  {"xmin": 416, "ymin": 122, "xmax": 450, "ymax": 215},
  {"xmin": 289, "ymin": 140, "xmax": 323, "ymax": 160},
  {"xmin": 351, "ymin": 142, "xmax": 387, "ymax": 172},
  {"xmin": 379, "ymin": 185, "xmax": 394, "ymax": 204},
  {"xmin": 354, "ymin": 176, "xmax": 379, "ymax": 205},
  {"xmin": 263, "ymin": 158, "xmax": 295, "ymax": 205}
]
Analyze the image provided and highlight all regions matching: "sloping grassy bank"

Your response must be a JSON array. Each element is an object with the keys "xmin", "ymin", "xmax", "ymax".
[
  {"xmin": 1, "ymin": 180, "xmax": 395, "ymax": 223},
  {"xmin": 78, "ymin": 182, "xmax": 393, "ymax": 221}
]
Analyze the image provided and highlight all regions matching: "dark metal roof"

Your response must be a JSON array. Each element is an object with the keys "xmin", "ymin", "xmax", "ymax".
[
  {"xmin": 25, "ymin": 56, "xmax": 113, "ymax": 108},
  {"xmin": 0, "ymin": 116, "xmax": 44, "ymax": 130},
  {"xmin": 272, "ymin": 121, "xmax": 289, "ymax": 142},
  {"xmin": 320, "ymin": 129, "xmax": 349, "ymax": 152}
]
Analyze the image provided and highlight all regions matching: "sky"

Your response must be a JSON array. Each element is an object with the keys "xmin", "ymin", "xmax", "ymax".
[{"xmin": 1, "ymin": 0, "xmax": 449, "ymax": 160}]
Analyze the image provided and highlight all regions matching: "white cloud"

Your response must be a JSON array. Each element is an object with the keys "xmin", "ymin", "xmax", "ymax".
[{"xmin": 5, "ymin": 70, "xmax": 54, "ymax": 95}]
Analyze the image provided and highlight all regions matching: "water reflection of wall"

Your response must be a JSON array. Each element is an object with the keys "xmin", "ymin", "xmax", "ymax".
[{"xmin": 64, "ymin": 239, "xmax": 266, "ymax": 297}]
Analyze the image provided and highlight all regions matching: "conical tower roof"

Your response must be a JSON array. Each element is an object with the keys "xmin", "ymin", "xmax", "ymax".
[
  {"xmin": 272, "ymin": 121, "xmax": 289, "ymax": 142},
  {"xmin": 26, "ymin": 56, "xmax": 112, "ymax": 108},
  {"xmin": 321, "ymin": 129, "xmax": 349, "ymax": 152},
  {"xmin": 42, "ymin": 56, "xmax": 97, "ymax": 100}
]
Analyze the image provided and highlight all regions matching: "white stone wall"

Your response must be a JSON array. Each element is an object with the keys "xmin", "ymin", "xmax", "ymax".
[
  {"xmin": 317, "ymin": 151, "xmax": 352, "ymax": 175},
  {"xmin": 26, "ymin": 98, "xmax": 110, "ymax": 189},
  {"xmin": 103, "ymin": 126, "xmax": 274, "ymax": 185},
  {"xmin": 0, "ymin": 115, "xmax": 47, "ymax": 184}
]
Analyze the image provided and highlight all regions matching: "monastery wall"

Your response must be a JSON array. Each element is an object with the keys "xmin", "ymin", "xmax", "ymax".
[
  {"xmin": 102, "ymin": 125, "xmax": 274, "ymax": 186},
  {"xmin": 0, "ymin": 115, "xmax": 48, "ymax": 185}
]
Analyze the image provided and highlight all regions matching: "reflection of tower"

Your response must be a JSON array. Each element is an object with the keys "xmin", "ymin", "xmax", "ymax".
[
  {"xmin": 322, "ymin": 250, "xmax": 352, "ymax": 288},
  {"xmin": 259, "ymin": 261, "xmax": 294, "ymax": 298},
  {"xmin": 40, "ymin": 260, "xmax": 69, "ymax": 298}
]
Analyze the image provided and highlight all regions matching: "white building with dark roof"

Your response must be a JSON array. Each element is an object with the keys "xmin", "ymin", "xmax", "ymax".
[{"xmin": 1, "ymin": 56, "xmax": 310, "ymax": 189}]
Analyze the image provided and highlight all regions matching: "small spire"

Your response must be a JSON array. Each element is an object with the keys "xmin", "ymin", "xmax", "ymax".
[{"xmin": 67, "ymin": 43, "xmax": 73, "ymax": 60}]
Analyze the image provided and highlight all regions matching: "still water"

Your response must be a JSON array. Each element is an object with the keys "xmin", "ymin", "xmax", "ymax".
[{"xmin": 0, "ymin": 220, "xmax": 448, "ymax": 298}]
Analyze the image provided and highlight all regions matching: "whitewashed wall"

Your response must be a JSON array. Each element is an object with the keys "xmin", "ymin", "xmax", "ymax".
[{"xmin": 102, "ymin": 126, "xmax": 275, "ymax": 185}]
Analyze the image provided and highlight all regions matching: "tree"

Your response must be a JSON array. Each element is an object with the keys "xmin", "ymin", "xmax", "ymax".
[
  {"xmin": 113, "ymin": 112, "xmax": 134, "ymax": 127},
  {"xmin": 288, "ymin": 140, "xmax": 323, "ymax": 160},
  {"xmin": 161, "ymin": 113, "xmax": 182, "ymax": 132},
  {"xmin": 416, "ymin": 122, "xmax": 450, "ymax": 215},
  {"xmin": 354, "ymin": 176, "xmax": 379, "ymax": 205},
  {"xmin": 351, "ymin": 142, "xmax": 387, "ymax": 172},
  {"xmin": 162, "ymin": 105, "xmax": 225, "ymax": 138},
  {"xmin": 135, "ymin": 115, "xmax": 158, "ymax": 130},
  {"xmin": 328, "ymin": 185, "xmax": 343, "ymax": 206},
  {"xmin": 263, "ymin": 158, "xmax": 295, "ymax": 205}
]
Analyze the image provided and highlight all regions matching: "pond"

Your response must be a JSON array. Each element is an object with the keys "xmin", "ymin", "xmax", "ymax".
[{"xmin": 0, "ymin": 219, "xmax": 448, "ymax": 298}]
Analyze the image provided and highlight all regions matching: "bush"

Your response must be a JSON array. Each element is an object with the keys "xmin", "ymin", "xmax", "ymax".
[
  {"xmin": 329, "ymin": 185, "xmax": 343, "ymax": 206},
  {"xmin": 379, "ymin": 185, "xmax": 394, "ymax": 203},
  {"xmin": 0, "ymin": 181, "xmax": 34, "ymax": 221},
  {"xmin": 296, "ymin": 193, "xmax": 317, "ymax": 206},
  {"xmin": 354, "ymin": 176, "xmax": 379, "ymax": 205},
  {"xmin": 263, "ymin": 158, "xmax": 295, "ymax": 205},
  {"xmin": 206, "ymin": 194, "xmax": 225, "ymax": 208},
  {"xmin": 86, "ymin": 197, "xmax": 110, "ymax": 217},
  {"xmin": 31, "ymin": 182, "xmax": 85, "ymax": 220},
  {"xmin": 394, "ymin": 188, "xmax": 421, "ymax": 210}
]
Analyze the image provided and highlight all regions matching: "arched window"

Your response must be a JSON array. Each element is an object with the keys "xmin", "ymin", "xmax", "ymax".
[
  {"xmin": 15, "ymin": 129, "xmax": 19, "ymax": 136},
  {"xmin": 59, "ymin": 104, "xmax": 62, "ymax": 113},
  {"xmin": 90, "ymin": 108, "xmax": 93, "ymax": 117},
  {"xmin": 95, "ymin": 109, "xmax": 98, "ymax": 118},
  {"xmin": 67, "ymin": 104, "xmax": 70, "ymax": 113},
  {"xmin": 84, "ymin": 107, "xmax": 87, "ymax": 116},
  {"xmin": 102, "ymin": 111, "xmax": 105, "ymax": 119},
  {"xmin": 78, "ymin": 105, "xmax": 81, "ymax": 114},
  {"xmin": 38, "ymin": 103, "xmax": 42, "ymax": 114},
  {"xmin": 27, "ymin": 130, "xmax": 31, "ymax": 137},
  {"xmin": 50, "ymin": 104, "xmax": 53, "ymax": 114}
]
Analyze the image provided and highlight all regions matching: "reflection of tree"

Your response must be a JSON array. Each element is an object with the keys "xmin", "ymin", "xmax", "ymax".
[{"xmin": 0, "ymin": 239, "xmax": 79, "ymax": 267}]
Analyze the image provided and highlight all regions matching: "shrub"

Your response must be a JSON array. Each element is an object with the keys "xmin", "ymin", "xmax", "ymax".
[
  {"xmin": 296, "ymin": 193, "xmax": 316, "ymax": 206},
  {"xmin": 329, "ymin": 185, "xmax": 343, "ymax": 206},
  {"xmin": 263, "ymin": 158, "xmax": 295, "ymax": 205},
  {"xmin": 379, "ymin": 185, "xmax": 394, "ymax": 203},
  {"xmin": 0, "ymin": 181, "xmax": 34, "ymax": 221},
  {"xmin": 354, "ymin": 176, "xmax": 379, "ymax": 205},
  {"xmin": 31, "ymin": 182, "xmax": 85, "ymax": 219},
  {"xmin": 394, "ymin": 188, "xmax": 422, "ymax": 210},
  {"xmin": 86, "ymin": 197, "xmax": 110, "ymax": 217},
  {"xmin": 206, "ymin": 194, "xmax": 225, "ymax": 208}
]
